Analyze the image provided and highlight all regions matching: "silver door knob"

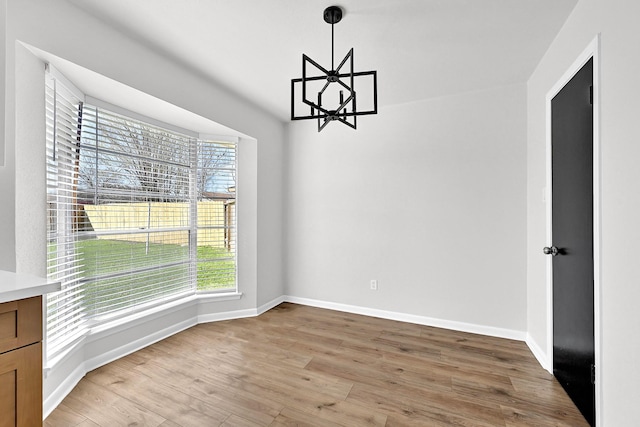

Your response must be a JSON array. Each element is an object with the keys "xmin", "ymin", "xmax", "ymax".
[{"xmin": 543, "ymin": 246, "xmax": 559, "ymax": 256}]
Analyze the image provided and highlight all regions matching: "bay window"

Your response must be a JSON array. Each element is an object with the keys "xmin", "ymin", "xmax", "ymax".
[{"xmin": 45, "ymin": 72, "xmax": 237, "ymax": 359}]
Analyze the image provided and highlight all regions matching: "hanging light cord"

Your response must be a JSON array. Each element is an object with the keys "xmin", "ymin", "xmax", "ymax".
[{"xmin": 331, "ymin": 21, "xmax": 335, "ymax": 71}]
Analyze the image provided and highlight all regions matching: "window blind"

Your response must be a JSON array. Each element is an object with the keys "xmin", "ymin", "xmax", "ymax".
[
  {"xmin": 196, "ymin": 141, "xmax": 237, "ymax": 290},
  {"xmin": 46, "ymin": 74, "xmax": 87, "ymax": 357},
  {"xmin": 46, "ymin": 80, "xmax": 237, "ymax": 360},
  {"xmin": 77, "ymin": 106, "xmax": 194, "ymax": 318}
]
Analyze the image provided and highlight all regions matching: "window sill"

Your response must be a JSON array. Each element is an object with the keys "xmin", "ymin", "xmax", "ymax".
[
  {"xmin": 87, "ymin": 290, "xmax": 244, "ymax": 339},
  {"xmin": 196, "ymin": 290, "xmax": 243, "ymax": 303}
]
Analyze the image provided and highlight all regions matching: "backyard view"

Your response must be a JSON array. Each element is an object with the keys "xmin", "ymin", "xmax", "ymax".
[
  {"xmin": 75, "ymin": 239, "xmax": 235, "ymax": 315},
  {"xmin": 48, "ymin": 220, "xmax": 235, "ymax": 318}
]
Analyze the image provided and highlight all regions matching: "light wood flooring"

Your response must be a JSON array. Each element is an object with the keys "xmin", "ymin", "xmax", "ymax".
[{"xmin": 45, "ymin": 303, "xmax": 589, "ymax": 426}]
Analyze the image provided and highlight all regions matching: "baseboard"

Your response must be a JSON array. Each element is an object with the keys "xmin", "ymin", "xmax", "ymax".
[
  {"xmin": 257, "ymin": 294, "xmax": 286, "ymax": 315},
  {"xmin": 197, "ymin": 307, "xmax": 257, "ymax": 323},
  {"xmin": 43, "ymin": 361, "xmax": 87, "ymax": 419},
  {"xmin": 43, "ymin": 317, "xmax": 198, "ymax": 418},
  {"xmin": 85, "ymin": 317, "xmax": 198, "ymax": 373},
  {"xmin": 526, "ymin": 333, "xmax": 551, "ymax": 373},
  {"xmin": 284, "ymin": 295, "xmax": 527, "ymax": 342},
  {"xmin": 44, "ymin": 296, "xmax": 249, "ymax": 418}
]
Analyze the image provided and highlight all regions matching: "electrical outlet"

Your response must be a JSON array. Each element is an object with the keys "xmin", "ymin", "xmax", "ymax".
[{"xmin": 370, "ymin": 279, "xmax": 378, "ymax": 290}]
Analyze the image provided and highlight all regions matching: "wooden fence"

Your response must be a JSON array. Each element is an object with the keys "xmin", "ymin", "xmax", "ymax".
[{"xmin": 83, "ymin": 201, "xmax": 235, "ymax": 249}]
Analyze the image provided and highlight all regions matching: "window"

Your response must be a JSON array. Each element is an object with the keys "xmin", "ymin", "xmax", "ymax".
[{"xmin": 46, "ymin": 74, "xmax": 237, "ymax": 358}]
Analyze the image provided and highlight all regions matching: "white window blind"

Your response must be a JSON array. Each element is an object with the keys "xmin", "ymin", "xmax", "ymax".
[
  {"xmin": 196, "ymin": 141, "xmax": 237, "ymax": 290},
  {"xmin": 76, "ymin": 105, "xmax": 195, "ymax": 318},
  {"xmin": 46, "ymin": 74, "xmax": 87, "ymax": 356},
  {"xmin": 46, "ymin": 76, "xmax": 237, "ymax": 359}
]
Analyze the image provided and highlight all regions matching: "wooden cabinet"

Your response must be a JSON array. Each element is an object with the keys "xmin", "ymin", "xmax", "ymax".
[{"xmin": 0, "ymin": 296, "xmax": 43, "ymax": 427}]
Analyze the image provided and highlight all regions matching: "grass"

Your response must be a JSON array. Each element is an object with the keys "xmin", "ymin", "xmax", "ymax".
[{"xmin": 50, "ymin": 239, "xmax": 235, "ymax": 316}]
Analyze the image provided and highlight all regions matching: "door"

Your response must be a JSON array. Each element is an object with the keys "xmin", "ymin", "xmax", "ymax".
[{"xmin": 549, "ymin": 57, "xmax": 594, "ymax": 426}]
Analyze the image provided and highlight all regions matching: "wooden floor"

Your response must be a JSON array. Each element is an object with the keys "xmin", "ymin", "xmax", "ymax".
[{"xmin": 45, "ymin": 303, "xmax": 589, "ymax": 426}]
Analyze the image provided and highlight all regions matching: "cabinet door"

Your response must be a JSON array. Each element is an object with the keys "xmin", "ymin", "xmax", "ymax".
[
  {"xmin": 0, "ymin": 297, "xmax": 42, "ymax": 354},
  {"xmin": 0, "ymin": 342, "xmax": 42, "ymax": 427}
]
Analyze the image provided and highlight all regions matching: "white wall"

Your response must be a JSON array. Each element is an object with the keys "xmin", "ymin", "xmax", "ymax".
[
  {"xmin": 0, "ymin": 0, "xmax": 13, "ymax": 271},
  {"xmin": 14, "ymin": 42, "xmax": 46, "ymax": 275},
  {"xmin": 286, "ymin": 83, "xmax": 528, "ymax": 334},
  {"xmin": 527, "ymin": 0, "xmax": 640, "ymax": 424},
  {"xmin": 0, "ymin": 0, "xmax": 5, "ymax": 167}
]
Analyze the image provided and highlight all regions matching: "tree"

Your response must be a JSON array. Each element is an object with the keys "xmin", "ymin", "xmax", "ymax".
[
  {"xmin": 77, "ymin": 105, "xmax": 236, "ymax": 205},
  {"xmin": 196, "ymin": 140, "xmax": 236, "ymax": 200},
  {"xmin": 78, "ymin": 108, "xmax": 191, "ymax": 203}
]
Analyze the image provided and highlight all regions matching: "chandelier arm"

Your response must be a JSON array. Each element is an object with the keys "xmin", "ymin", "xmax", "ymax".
[
  {"xmin": 336, "ymin": 115, "xmax": 356, "ymax": 129},
  {"xmin": 335, "ymin": 48, "xmax": 353, "ymax": 73},
  {"xmin": 302, "ymin": 99, "xmax": 332, "ymax": 117},
  {"xmin": 303, "ymin": 54, "xmax": 331, "ymax": 76},
  {"xmin": 336, "ymin": 79, "xmax": 352, "ymax": 92},
  {"xmin": 336, "ymin": 70, "xmax": 374, "ymax": 78},
  {"xmin": 319, "ymin": 116, "xmax": 332, "ymax": 132},
  {"xmin": 292, "ymin": 110, "xmax": 375, "ymax": 121}
]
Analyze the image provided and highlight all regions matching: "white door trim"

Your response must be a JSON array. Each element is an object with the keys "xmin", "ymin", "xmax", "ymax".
[{"xmin": 544, "ymin": 34, "xmax": 601, "ymax": 426}]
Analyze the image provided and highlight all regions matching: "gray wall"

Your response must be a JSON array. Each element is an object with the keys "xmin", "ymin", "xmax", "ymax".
[{"xmin": 286, "ymin": 83, "xmax": 528, "ymax": 333}]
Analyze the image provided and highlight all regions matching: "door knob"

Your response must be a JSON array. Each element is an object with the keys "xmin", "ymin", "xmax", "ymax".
[{"xmin": 543, "ymin": 246, "xmax": 559, "ymax": 256}]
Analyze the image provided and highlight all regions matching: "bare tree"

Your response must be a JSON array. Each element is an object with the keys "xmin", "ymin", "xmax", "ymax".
[
  {"xmin": 77, "ymin": 108, "xmax": 235, "ymax": 204},
  {"xmin": 78, "ymin": 115, "xmax": 190, "ymax": 203},
  {"xmin": 196, "ymin": 141, "xmax": 236, "ymax": 200}
]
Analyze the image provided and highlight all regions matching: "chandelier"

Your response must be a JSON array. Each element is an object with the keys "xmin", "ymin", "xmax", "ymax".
[{"xmin": 291, "ymin": 6, "xmax": 378, "ymax": 132}]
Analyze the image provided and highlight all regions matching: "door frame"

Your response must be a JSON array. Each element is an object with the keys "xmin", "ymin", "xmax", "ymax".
[{"xmin": 545, "ymin": 35, "xmax": 601, "ymax": 425}]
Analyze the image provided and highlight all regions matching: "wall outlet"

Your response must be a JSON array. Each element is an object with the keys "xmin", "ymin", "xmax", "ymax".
[{"xmin": 370, "ymin": 279, "xmax": 378, "ymax": 290}]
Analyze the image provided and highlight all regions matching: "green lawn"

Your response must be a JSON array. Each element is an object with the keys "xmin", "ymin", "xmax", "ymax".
[{"xmin": 50, "ymin": 239, "xmax": 235, "ymax": 316}]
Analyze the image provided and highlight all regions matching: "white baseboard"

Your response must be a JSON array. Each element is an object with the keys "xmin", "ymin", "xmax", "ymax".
[
  {"xmin": 86, "ymin": 318, "xmax": 198, "ymax": 372},
  {"xmin": 44, "ymin": 296, "xmax": 246, "ymax": 418},
  {"xmin": 526, "ymin": 333, "xmax": 551, "ymax": 373},
  {"xmin": 43, "ymin": 320, "xmax": 196, "ymax": 418},
  {"xmin": 284, "ymin": 295, "xmax": 527, "ymax": 342},
  {"xmin": 197, "ymin": 307, "xmax": 257, "ymax": 323},
  {"xmin": 257, "ymin": 294, "xmax": 286, "ymax": 315},
  {"xmin": 43, "ymin": 362, "xmax": 87, "ymax": 419},
  {"xmin": 43, "ymin": 317, "xmax": 198, "ymax": 418}
]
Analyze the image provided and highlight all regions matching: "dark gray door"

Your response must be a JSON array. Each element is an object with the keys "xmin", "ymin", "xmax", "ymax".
[{"xmin": 550, "ymin": 57, "xmax": 594, "ymax": 426}]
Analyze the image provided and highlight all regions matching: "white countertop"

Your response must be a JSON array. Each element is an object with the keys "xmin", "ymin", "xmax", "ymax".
[{"xmin": 0, "ymin": 270, "xmax": 61, "ymax": 304}]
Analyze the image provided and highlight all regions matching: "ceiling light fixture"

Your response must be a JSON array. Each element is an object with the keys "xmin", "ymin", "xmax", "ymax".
[{"xmin": 291, "ymin": 5, "xmax": 378, "ymax": 132}]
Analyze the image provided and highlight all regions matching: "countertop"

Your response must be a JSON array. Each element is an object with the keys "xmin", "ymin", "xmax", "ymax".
[{"xmin": 0, "ymin": 270, "xmax": 61, "ymax": 303}]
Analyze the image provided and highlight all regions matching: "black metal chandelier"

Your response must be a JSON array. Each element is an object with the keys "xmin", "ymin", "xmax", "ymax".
[{"xmin": 291, "ymin": 6, "xmax": 378, "ymax": 132}]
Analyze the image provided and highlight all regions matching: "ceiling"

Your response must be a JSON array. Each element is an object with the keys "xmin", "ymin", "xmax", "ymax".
[{"xmin": 67, "ymin": 0, "xmax": 578, "ymax": 122}]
